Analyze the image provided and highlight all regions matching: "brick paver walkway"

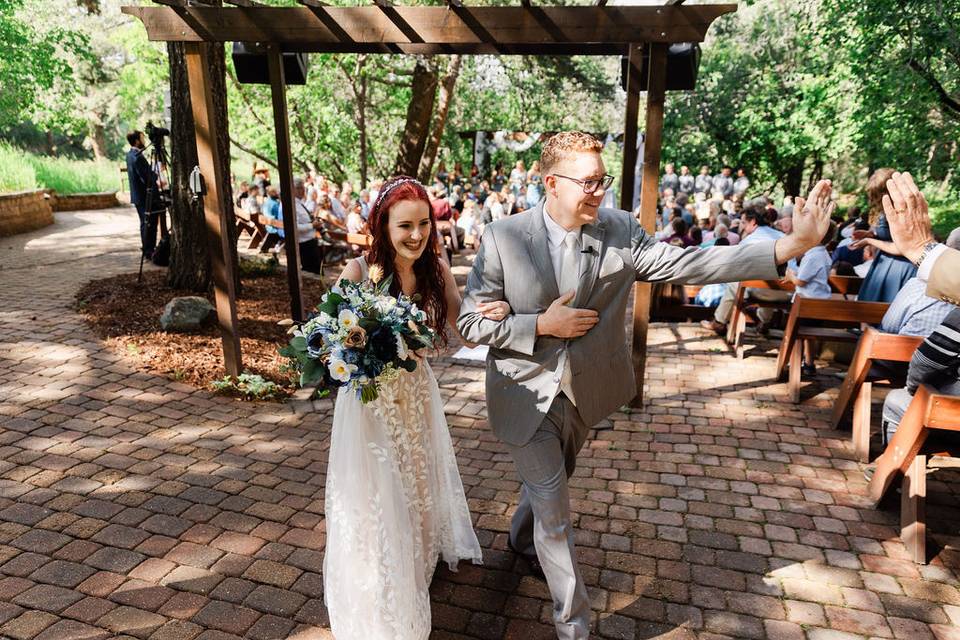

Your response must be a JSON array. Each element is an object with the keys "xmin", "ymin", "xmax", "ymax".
[{"xmin": 1, "ymin": 207, "xmax": 959, "ymax": 640}]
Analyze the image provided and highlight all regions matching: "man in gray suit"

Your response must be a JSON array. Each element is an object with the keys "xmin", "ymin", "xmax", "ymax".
[{"xmin": 458, "ymin": 132, "xmax": 834, "ymax": 639}]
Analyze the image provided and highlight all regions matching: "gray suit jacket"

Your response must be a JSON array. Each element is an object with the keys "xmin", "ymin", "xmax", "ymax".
[{"xmin": 457, "ymin": 202, "xmax": 781, "ymax": 446}]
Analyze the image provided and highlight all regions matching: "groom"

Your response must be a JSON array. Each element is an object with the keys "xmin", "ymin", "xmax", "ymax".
[{"xmin": 458, "ymin": 131, "xmax": 833, "ymax": 639}]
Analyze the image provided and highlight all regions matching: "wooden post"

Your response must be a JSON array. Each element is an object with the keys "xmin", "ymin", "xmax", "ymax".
[
  {"xmin": 619, "ymin": 44, "xmax": 642, "ymax": 213},
  {"xmin": 183, "ymin": 42, "xmax": 242, "ymax": 378},
  {"xmin": 268, "ymin": 45, "xmax": 305, "ymax": 322},
  {"xmin": 628, "ymin": 42, "xmax": 668, "ymax": 407}
]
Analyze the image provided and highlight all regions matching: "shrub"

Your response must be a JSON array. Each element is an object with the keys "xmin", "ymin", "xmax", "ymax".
[{"xmin": 0, "ymin": 142, "xmax": 120, "ymax": 195}]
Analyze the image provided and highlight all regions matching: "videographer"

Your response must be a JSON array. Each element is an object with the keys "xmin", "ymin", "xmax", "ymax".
[{"xmin": 126, "ymin": 130, "xmax": 160, "ymax": 259}]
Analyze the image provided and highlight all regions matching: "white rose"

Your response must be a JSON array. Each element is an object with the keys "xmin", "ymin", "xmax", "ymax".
[{"xmin": 328, "ymin": 358, "xmax": 357, "ymax": 383}]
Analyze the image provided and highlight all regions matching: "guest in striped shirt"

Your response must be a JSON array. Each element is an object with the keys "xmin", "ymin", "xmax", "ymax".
[{"xmin": 881, "ymin": 306, "xmax": 960, "ymax": 444}]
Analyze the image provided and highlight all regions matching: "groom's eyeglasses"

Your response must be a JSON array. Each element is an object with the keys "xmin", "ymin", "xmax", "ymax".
[{"xmin": 552, "ymin": 173, "xmax": 615, "ymax": 194}]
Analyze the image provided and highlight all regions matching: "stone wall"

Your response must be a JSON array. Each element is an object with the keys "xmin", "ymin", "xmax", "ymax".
[
  {"xmin": 0, "ymin": 190, "xmax": 54, "ymax": 237},
  {"xmin": 49, "ymin": 191, "xmax": 119, "ymax": 212}
]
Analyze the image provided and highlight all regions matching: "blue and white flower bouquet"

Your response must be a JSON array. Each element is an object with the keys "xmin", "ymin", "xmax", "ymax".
[{"xmin": 280, "ymin": 264, "xmax": 438, "ymax": 403}]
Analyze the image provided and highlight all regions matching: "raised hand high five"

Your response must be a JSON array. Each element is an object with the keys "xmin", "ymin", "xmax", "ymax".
[
  {"xmin": 882, "ymin": 171, "xmax": 936, "ymax": 265},
  {"xmin": 774, "ymin": 179, "xmax": 836, "ymax": 265}
]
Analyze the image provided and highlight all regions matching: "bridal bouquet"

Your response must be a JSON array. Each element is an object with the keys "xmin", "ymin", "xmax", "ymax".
[{"xmin": 280, "ymin": 265, "xmax": 438, "ymax": 403}]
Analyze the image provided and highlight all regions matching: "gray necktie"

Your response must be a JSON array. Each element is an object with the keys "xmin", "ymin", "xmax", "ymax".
[{"xmin": 558, "ymin": 231, "xmax": 579, "ymax": 404}]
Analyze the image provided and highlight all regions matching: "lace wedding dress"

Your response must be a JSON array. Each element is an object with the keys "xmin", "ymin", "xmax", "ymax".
[{"xmin": 323, "ymin": 258, "xmax": 483, "ymax": 640}]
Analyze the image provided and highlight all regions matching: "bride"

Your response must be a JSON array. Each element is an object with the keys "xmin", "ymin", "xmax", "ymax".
[{"xmin": 323, "ymin": 176, "xmax": 509, "ymax": 639}]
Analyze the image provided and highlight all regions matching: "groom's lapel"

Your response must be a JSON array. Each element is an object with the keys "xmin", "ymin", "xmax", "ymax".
[
  {"xmin": 574, "ymin": 217, "xmax": 605, "ymax": 307},
  {"xmin": 526, "ymin": 204, "xmax": 560, "ymax": 300}
]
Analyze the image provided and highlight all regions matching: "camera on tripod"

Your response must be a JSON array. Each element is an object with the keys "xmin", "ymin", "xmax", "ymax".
[{"xmin": 143, "ymin": 121, "xmax": 172, "ymax": 214}]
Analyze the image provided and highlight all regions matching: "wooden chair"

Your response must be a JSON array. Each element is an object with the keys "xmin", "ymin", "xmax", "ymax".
[
  {"xmin": 867, "ymin": 384, "xmax": 960, "ymax": 563},
  {"xmin": 830, "ymin": 326, "xmax": 923, "ymax": 462},
  {"xmin": 775, "ymin": 298, "xmax": 890, "ymax": 402},
  {"xmin": 234, "ymin": 207, "xmax": 267, "ymax": 250},
  {"xmin": 726, "ymin": 280, "xmax": 795, "ymax": 359}
]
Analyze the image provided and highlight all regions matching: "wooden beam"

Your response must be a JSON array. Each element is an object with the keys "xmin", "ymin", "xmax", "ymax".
[
  {"xmin": 183, "ymin": 42, "xmax": 243, "ymax": 378},
  {"xmin": 629, "ymin": 41, "xmax": 668, "ymax": 407},
  {"xmin": 122, "ymin": 5, "xmax": 736, "ymax": 50},
  {"xmin": 267, "ymin": 45, "xmax": 305, "ymax": 323},
  {"xmin": 224, "ymin": 0, "xmax": 264, "ymax": 6}
]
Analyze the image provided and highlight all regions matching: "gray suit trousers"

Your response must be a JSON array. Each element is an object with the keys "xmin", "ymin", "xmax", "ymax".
[{"xmin": 506, "ymin": 394, "xmax": 591, "ymax": 640}]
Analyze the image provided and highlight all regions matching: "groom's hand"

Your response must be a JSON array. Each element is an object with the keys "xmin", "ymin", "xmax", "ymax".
[
  {"xmin": 536, "ymin": 291, "xmax": 599, "ymax": 338},
  {"xmin": 774, "ymin": 179, "xmax": 836, "ymax": 264}
]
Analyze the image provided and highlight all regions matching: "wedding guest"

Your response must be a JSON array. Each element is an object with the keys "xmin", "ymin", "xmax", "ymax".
[
  {"xmin": 660, "ymin": 162, "xmax": 680, "ymax": 196},
  {"xmin": 678, "ymin": 165, "xmax": 695, "ymax": 195},
  {"xmin": 784, "ymin": 221, "xmax": 837, "ymax": 376},
  {"xmin": 854, "ymin": 168, "xmax": 918, "ymax": 302},
  {"xmin": 694, "ymin": 165, "xmax": 712, "ymax": 196}
]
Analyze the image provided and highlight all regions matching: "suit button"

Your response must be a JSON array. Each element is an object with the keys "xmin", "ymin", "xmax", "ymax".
[{"xmin": 553, "ymin": 377, "xmax": 560, "ymax": 383}]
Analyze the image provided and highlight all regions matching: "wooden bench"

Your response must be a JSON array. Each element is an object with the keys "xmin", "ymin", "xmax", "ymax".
[
  {"xmin": 726, "ymin": 279, "xmax": 795, "ymax": 358},
  {"xmin": 775, "ymin": 298, "xmax": 890, "ymax": 402},
  {"xmin": 234, "ymin": 207, "xmax": 267, "ymax": 250},
  {"xmin": 830, "ymin": 326, "xmax": 923, "ymax": 461},
  {"xmin": 325, "ymin": 231, "xmax": 373, "ymax": 247},
  {"xmin": 727, "ymin": 276, "xmax": 862, "ymax": 360},
  {"xmin": 867, "ymin": 384, "xmax": 960, "ymax": 563}
]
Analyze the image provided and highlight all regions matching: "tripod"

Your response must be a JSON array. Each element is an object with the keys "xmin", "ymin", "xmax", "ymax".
[{"xmin": 138, "ymin": 140, "xmax": 171, "ymax": 283}]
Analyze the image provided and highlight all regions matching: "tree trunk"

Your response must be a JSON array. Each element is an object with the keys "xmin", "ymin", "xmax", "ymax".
[
  {"xmin": 783, "ymin": 161, "xmax": 804, "ymax": 199},
  {"xmin": 166, "ymin": 40, "xmax": 239, "ymax": 294},
  {"xmin": 88, "ymin": 119, "xmax": 107, "ymax": 162},
  {"xmin": 394, "ymin": 57, "xmax": 438, "ymax": 177},
  {"xmin": 418, "ymin": 54, "xmax": 461, "ymax": 184},
  {"xmin": 358, "ymin": 67, "xmax": 369, "ymax": 189}
]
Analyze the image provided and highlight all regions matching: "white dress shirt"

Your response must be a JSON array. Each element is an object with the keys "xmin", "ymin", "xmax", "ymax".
[{"xmin": 542, "ymin": 206, "xmax": 581, "ymax": 289}]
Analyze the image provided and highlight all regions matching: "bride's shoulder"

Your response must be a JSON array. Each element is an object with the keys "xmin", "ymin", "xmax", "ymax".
[{"xmin": 338, "ymin": 257, "xmax": 365, "ymax": 283}]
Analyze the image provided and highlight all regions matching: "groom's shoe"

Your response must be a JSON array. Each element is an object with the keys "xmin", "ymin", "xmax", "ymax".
[{"xmin": 507, "ymin": 538, "xmax": 545, "ymax": 581}]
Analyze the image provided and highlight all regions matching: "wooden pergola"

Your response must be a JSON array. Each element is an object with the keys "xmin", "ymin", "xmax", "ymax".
[{"xmin": 124, "ymin": 0, "xmax": 735, "ymax": 405}]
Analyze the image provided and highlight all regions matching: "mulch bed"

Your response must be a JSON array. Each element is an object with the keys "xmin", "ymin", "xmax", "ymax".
[{"xmin": 76, "ymin": 270, "xmax": 332, "ymax": 399}]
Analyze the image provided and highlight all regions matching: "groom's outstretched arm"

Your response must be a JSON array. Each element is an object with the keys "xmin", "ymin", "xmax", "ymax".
[
  {"xmin": 457, "ymin": 226, "xmax": 539, "ymax": 356},
  {"xmin": 629, "ymin": 217, "xmax": 781, "ymax": 284}
]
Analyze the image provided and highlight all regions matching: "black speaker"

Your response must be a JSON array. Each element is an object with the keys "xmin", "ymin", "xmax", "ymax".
[
  {"xmin": 232, "ymin": 42, "xmax": 309, "ymax": 85},
  {"xmin": 620, "ymin": 43, "xmax": 701, "ymax": 92}
]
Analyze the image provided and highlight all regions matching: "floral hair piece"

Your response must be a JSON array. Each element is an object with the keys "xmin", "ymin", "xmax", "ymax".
[{"xmin": 373, "ymin": 177, "xmax": 424, "ymax": 213}]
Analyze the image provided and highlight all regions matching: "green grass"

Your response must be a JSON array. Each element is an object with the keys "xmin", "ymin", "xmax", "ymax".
[{"xmin": 0, "ymin": 142, "xmax": 121, "ymax": 195}]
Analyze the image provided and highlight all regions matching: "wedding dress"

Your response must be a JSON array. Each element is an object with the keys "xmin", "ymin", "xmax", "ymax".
[{"xmin": 323, "ymin": 257, "xmax": 483, "ymax": 640}]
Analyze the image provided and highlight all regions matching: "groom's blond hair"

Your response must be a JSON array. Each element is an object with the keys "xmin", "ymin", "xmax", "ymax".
[{"xmin": 540, "ymin": 131, "xmax": 603, "ymax": 175}]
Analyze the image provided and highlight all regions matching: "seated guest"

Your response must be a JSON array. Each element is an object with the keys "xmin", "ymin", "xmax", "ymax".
[
  {"xmin": 686, "ymin": 226, "xmax": 703, "ymax": 248},
  {"xmin": 235, "ymin": 181, "xmax": 250, "ymax": 209},
  {"xmin": 701, "ymin": 207, "xmax": 790, "ymax": 334},
  {"xmin": 701, "ymin": 223, "xmax": 728, "ymax": 248},
  {"xmin": 243, "ymin": 184, "xmax": 261, "ymax": 218},
  {"xmin": 430, "ymin": 186, "xmax": 464, "ymax": 252},
  {"xmin": 855, "ymin": 168, "xmax": 918, "ymax": 302},
  {"xmin": 716, "ymin": 214, "xmax": 740, "ymax": 245},
  {"xmin": 663, "ymin": 217, "xmax": 689, "ymax": 247},
  {"xmin": 316, "ymin": 194, "xmax": 347, "ymax": 231},
  {"xmin": 457, "ymin": 199, "xmax": 484, "ymax": 250},
  {"xmin": 880, "ymin": 276, "xmax": 956, "ymax": 338},
  {"xmin": 869, "ymin": 307, "xmax": 960, "ymax": 471},
  {"xmin": 259, "ymin": 186, "xmax": 283, "ymax": 253},
  {"xmin": 784, "ymin": 221, "xmax": 837, "ymax": 376},
  {"xmin": 854, "ymin": 243, "xmax": 877, "ymax": 277}
]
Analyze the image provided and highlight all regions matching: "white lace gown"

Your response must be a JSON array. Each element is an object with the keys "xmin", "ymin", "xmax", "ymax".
[{"xmin": 323, "ymin": 263, "xmax": 483, "ymax": 640}]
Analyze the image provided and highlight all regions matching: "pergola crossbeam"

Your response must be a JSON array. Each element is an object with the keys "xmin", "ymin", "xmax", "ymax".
[{"xmin": 124, "ymin": 5, "xmax": 735, "ymax": 54}]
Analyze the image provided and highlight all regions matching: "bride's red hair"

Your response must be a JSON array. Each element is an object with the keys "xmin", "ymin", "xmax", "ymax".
[{"xmin": 365, "ymin": 176, "xmax": 448, "ymax": 344}]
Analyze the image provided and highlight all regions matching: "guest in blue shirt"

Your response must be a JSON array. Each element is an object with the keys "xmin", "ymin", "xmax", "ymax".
[{"xmin": 785, "ymin": 221, "xmax": 836, "ymax": 376}]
